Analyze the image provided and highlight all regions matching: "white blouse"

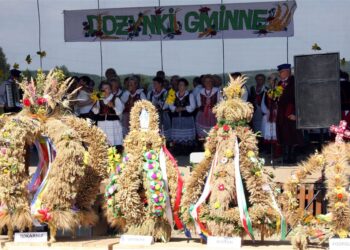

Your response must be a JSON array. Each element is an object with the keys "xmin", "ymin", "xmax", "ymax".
[
  {"xmin": 74, "ymin": 90, "xmax": 94, "ymax": 115},
  {"xmin": 169, "ymin": 91, "xmax": 196, "ymax": 113},
  {"xmin": 120, "ymin": 89, "xmax": 146, "ymax": 104},
  {"xmin": 196, "ymin": 87, "xmax": 222, "ymax": 108},
  {"xmin": 147, "ymin": 88, "xmax": 167, "ymax": 110},
  {"xmin": 92, "ymin": 94, "xmax": 124, "ymax": 116}
]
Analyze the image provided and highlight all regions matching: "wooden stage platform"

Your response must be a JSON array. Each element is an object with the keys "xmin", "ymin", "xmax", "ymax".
[{"xmin": 0, "ymin": 236, "xmax": 324, "ymax": 250}]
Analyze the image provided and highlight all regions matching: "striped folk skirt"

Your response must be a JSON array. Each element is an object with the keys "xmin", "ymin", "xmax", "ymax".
[
  {"xmin": 97, "ymin": 120, "xmax": 123, "ymax": 146},
  {"xmin": 171, "ymin": 116, "xmax": 196, "ymax": 144},
  {"xmin": 196, "ymin": 110, "xmax": 217, "ymax": 139}
]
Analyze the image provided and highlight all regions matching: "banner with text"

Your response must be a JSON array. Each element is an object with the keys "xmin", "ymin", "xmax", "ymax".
[{"xmin": 64, "ymin": 1, "xmax": 297, "ymax": 42}]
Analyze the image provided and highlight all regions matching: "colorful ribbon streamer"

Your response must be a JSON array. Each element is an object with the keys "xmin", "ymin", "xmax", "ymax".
[
  {"xmin": 162, "ymin": 145, "xmax": 185, "ymax": 230},
  {"xmin": 30, "ymin": 137, "xmax": 56, "ymax": 226},
  {"xmin": 234, "ymin": 140, "xmax": 254, "ymax": 240},
  {"xmin": 190, "ymin": 146, "xmax": 220, "ymax": 240},
  {"xmin": 190, "ymin": 140, "xmax": 255, "ymax": 240},
  {"xmin": 159, "ymin": 147, "xmax": 174, "ymax": 227},
  {"xmin": 263, "ymin": 183, "xmax": 287, "ymax": 240},
  {"xmin": 28, "ymin": 138, "xmax": 49, "ymax": 192}
]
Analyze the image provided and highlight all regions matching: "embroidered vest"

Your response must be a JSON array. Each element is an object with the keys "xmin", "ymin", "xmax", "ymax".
[
  {"xmin": 173, "ymin": 94, "xmax": 192, "ymax": 117},
  {"xmin": 199, "ymin": 92, "xmax": 218, "ymax": 111},
  {"xmin": 97, "ymin": 95, "xmax": 119, "ymax": 121},
  {"xmin": 124, "ymin": 93, "xmax": 141, "ymax": 113}
]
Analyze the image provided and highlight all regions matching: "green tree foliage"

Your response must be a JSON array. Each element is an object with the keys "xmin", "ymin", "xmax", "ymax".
[{"xmin": 0, "ymin": 47, "xmax": 10, "ymax": 81}]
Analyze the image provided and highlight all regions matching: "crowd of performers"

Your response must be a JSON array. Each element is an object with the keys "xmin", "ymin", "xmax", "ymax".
[{"xmin": 1, "ymin": 65, "xmax": 349, "ymax": 163}]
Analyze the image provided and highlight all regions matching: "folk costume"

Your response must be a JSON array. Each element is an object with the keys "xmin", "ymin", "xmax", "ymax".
[
  {"xmin": 169, "ymin": 91, "xmax": 196, "ymax": 145},
  {"xmin": 120, "ymin": 89, "xmax": 146, "ymax": 136},
  {"xmin": 195, "ymin": 87, "xmax": 222, "ymax": 139},
  {"xmin": 92, "ymin": 93, "xmax": 124, "ymax": 146},
  {"xmin": 261, "ymin": 91, "xmax": 278, "ymax": 142},
  {"xmin": 249, "ymin": 85, "xmax": 267, "ymax": 133},
  {"xmin": 74, "ymin": 89, "xmax": 94, "ymax": 120},
  {"xmin": 148, "ymin": 88, "xmax": 171, "ymax": 140}
]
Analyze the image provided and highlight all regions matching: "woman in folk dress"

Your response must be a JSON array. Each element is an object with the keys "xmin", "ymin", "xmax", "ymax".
[
  {"xmin": 261, "ymin": 73, "xmax": 282, "ymax": 158},
  {"xmin": 148, "ymin": 77, "xmax": 171, "ymax": 140},
  {"xmin": 92, "ymin": 82, "xmax": 124, "ymax": 148},
  {"xmin": 168, "ymin": 78, "xmax": 196, "ymax": 153},
  {"xmin": 120, "ymin": 76, "xmax": 146, "ymax": 136},
  {"xmin": 261, "ymin": 74, "xmax": 279, "ymax": 143},
  {"xmin": 195, "ymin": 74, "xmax": 222, "ymax": 140}
]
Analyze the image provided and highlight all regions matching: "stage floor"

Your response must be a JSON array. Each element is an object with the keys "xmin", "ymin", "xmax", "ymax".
[{"xmin": 0, "ymin": 236, "xmax": 325, "ymax": 250}]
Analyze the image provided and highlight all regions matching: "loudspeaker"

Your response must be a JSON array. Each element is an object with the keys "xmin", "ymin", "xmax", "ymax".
[{"xmin": 294, "ymin": 53, "xmax": 340, "ymax": 129}]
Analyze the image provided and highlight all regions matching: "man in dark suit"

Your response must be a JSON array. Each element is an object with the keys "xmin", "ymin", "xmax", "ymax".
[{"xmin": 276, "ymin": 64, "xmax": 303, "ymax": 164}]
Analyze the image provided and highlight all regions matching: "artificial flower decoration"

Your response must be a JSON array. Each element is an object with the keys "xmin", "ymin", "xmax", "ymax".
[
  {"xmin": 337, "ymin": 193, "xmax": 343, "ymax": 200},
  {"xmin": 181, "ymin": 75, "xmax": 283, "ymax": 241},
  {"xmin": 222, "ymin": 124, "xmax": 230, "ymax": 132},
  {"xmin": 282, "ymin": 125, "xmax": 350, "ymax": 248},
  {"xmin": 267, "ymin": 86, "xmax": 284, "ymax": 100},
  {"xmin": 225, "ymin": 149, "xmax": 234, "ymax": 158},
  {"xmin": 204, "ymin": 149, "xmax": 211, "ymax": 158},
  {"xmin": 90, "ymin": 90, "xmax": 104, "ymax": 102},
  {"xmin": 165, "ymin": 88, "xmax": 176, "ymax": 105},
  {"xmin": 337, "ymin": 229, "xmax": 348, "ymax": 239},
  {"xmin": 105, "ymin": 100, "xmax": 182, "ymax": 242},
  {"xmin": 247, "ymin": 151, "xmax": 255, "ymax": 158},
  {"xmin": 0, "ymin": 68, "xmax": 109, "ymax": 243},
  {"xmin": 36, "ymin": 208, "xmax": 52, "ymax": 223},
  {"xmin": 220, "ymin": 157, "xmax": 228, "ymax": 164},
  {"xmin": 36, "ymin": 97, "xmax": 47, "ymax": 105},
  {"xmin": 23, "ymin": 98, "xmax": 31, "ymax": 107},
  {"xmin": 83, "ymin": 151, "xmax": 90, "ymax": 165},
  {"xmin": 0, "ymin": 148, "xmax": 6, "ymax": 155}
]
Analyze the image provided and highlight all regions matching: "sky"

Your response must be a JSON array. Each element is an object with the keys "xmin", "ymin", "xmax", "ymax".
[{"xmin": 1, "ymin": 0, "xmax": 350, "ymax": 77}]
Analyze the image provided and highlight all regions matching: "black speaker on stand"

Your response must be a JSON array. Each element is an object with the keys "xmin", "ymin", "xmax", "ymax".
[
  {"xmin": 293, "ymin": 52, "xmax": 340, "ymax": 223},
  {"xmin": 294, "ymin": 52, "xmax": 341, "ymax": 129}
]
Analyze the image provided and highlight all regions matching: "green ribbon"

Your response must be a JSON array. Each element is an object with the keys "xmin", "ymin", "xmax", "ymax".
[{"xmin": 218, "ymin": 119, "xmax": 249, "ymax": 129}]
